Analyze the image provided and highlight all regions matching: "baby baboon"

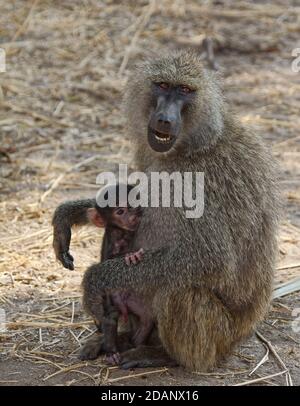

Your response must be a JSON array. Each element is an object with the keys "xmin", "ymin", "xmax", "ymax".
[
  {"xmin": 53, "ymin": 51, "xmax": 280, "ymax": 371},
  {"xmin": 84, "ymin": 184, "xmax": 154, "ymax": 362},
  {"xmin": 53, "ymin": 184, "xmax": 153, "ymax": 362},
  {"xmin": 87, "ymin": 184, "xmax": 143, "ymax": 264}
]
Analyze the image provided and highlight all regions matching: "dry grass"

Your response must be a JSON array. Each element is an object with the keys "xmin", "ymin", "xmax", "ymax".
[{"xmin": 0, "ymin": 0, "xmax": 300, "ymax": 386}]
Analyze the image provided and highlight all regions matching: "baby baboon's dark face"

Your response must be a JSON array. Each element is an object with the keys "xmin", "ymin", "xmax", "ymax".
[
  {"xmin": 148, "ymin": 82, "xmax": 196, "ymax": 153},
  {"xmin": 110, "ymin": 206, "xmax": 142, "ymax": 232}
]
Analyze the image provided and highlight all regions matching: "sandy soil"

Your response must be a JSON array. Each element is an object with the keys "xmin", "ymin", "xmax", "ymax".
[{"xmin": 0, "ymin": 0, "xmax": 299, "ymax": 386}]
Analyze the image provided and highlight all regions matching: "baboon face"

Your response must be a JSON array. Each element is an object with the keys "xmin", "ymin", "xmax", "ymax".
[
  {"xmin": 148, "ymin": 82, "xmax": 196, "ymax": 153},
  {"xmin": 109, "ymin": 206, "xmax": 143, "ymax": 231},
  {"xmin": 88, "ymin": 205, "xmax": 142, "ymax": 232},
  {"xmin": 92, "ymin": 183, "xmax": 142, "ymax": 231},
  {"xmin": 126, "ymin": 51, "xmax": 224, "ymax": 155}
]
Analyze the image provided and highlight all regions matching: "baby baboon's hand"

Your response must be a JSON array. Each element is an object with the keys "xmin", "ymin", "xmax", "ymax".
[
  {"xmin": 59, "ymin": 251, "xmax": 74, "ymax": 270},
  {"xmin": 53, "ymin": 225, "xmax": 74, "ymax": 270},
  {"xmin": 125, "ymin": 248, "xmax": 144, "ymax": 266}
]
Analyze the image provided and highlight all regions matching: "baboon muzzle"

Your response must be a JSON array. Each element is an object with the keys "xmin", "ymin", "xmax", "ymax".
[{"xmin": 148, "ymin": 95, "xmax": 182, "ymax": 153}]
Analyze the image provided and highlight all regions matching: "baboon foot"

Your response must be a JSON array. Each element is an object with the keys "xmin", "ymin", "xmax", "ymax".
[
  {"xmin": 120, "ymin": 345, "xmax": 178, "ymax": 369},
  {"xmin": 79, "ymin": 333, "xmax": 104, "ymax": 360},
  {"xmin": 105, "ymin": 352, "xmax": 121, "ymax": 365},
  {"xmin": 79, "ymin": 331, "xmax": 134, "ymax": 361}
]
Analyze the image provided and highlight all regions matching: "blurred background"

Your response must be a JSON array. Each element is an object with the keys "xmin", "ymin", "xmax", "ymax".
[{"xmin": 0, "ymin": 0, "xmax": 299, "ymax": 386}]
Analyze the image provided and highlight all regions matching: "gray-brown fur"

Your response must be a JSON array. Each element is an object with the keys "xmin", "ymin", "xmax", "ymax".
[
  {"xmin": 56, "ymin": 50, "xmax": 280, "ymax": 371},
  {"xmin": 53, "ymin": 192, "xmax": 154, "ymax": 362},
  {"xmin": 52, "ymin": 199, "xmax": 96, "ymax": 270}
]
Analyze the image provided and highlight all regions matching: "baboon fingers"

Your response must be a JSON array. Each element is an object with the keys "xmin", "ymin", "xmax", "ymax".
[
  {"xmin": 135, "ymin": 249, "xmax": 144, "ymax": 261},
  {"xmin": 135, "ymin": 254, "xmax": 142, "ymax": 262},
  {"xmin": 60, "ymin": 252, "xmax": 74, "ymax": 270},
  {"xmin": 131, "ymin": 255, "xmax": 138, "ymax": 265},
  {"xmin": 125, "ymin": 249, "xmax": 144, "ymax": 266},
  {"xmin": 125, "ymin": 254, "xmax": 131, "ymax": 266},
  {"xmin": 67, "ymin": 252, "xmax": 74, "ymax": 261},
  {"xmin": 125, "ymin": 253, "xmax": 137, "ymax": 265}
]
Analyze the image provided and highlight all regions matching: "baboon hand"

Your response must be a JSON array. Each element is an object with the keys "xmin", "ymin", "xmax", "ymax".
[
  {"xmin": 59, "ymin": 251, "xmax": 74, "ymax": 270},
  {"xmin": 53, "ymin": 229, "xmax": 74, "ymax": 270},
  {"xmin": 125, "ymin": 248, "xmax": 144, "ymax": 266},
  {"xmin": 62, "ymin": 251, "xmax": 74, "ymax": 270}
]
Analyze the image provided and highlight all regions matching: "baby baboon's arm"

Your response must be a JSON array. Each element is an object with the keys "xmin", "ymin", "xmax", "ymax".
[{"xmin": 52, "ymin": 198, "xmax": 96, "ymax": 269}]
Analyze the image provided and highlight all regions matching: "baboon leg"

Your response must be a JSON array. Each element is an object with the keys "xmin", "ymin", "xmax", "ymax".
[
  {"xmin": 132, "ymin": 321, "xmax": 154, "ymax": 347},
  {"xmin": 80, "ymin": 291, "xmax": 108, "ymax": 361},
  {"xmin": 83, "ymin": 295, "xmax": 104, "ymax": 334},
  {"xmin": 155, "ymin": 287, "xmax": 249, "ymax": 371},
  {"xmin": 120, "ymin": 345, "xmax": 178, "ymax": 369},
  {"xmin": 101, "ymin": 294, "xmax": 120, "ymax": 356},
  {"xmin": 117, "ymin": 331, "xmax": 135, "ymax": 352}
]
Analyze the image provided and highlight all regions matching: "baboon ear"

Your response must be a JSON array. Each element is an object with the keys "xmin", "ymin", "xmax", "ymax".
[{"xmin": 87, "ymin": 208, "xmax": 105, "ymax": 228}]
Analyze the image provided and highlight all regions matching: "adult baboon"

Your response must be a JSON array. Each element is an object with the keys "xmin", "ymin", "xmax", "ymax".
[{"xmin": 53, "ymin": 51, "xmax": 280, "ymax": 371}]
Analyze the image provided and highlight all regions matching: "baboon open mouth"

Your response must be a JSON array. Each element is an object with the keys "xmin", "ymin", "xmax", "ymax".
[
  {"xmin": 148, "ymin": 126, "xmax": 176, "ymax": 152},
  {"xmin": 153, "ymin": 130, "xmax": 173, "ymax": 144}
]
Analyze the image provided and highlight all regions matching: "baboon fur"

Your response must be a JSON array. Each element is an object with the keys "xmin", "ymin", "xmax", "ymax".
[{"xmin": 82, "ymin": 50, "xmax": 280, "ymax": 371}]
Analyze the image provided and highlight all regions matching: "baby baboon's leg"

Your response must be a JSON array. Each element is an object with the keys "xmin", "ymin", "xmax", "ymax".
[
  {"xmin": 81, "ymin": 287, "xmax": 133, "ymax": 361},
  {"xmin": 80, "ymin": 291, "xmax": 105, "ymax": 361},
  {"xmin": 101, "ymin": 294, "xmax": 120, "ymax": 360}
]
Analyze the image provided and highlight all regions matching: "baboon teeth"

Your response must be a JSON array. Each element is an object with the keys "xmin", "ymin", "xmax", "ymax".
[{"xmin": 154, "ymin": 133, "xmax": 171, "ymax": 143}]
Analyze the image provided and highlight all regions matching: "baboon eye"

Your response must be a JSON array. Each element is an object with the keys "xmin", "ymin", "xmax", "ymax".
[
  {"xmin": 158, "ymin": 82, "xmax": 169, "ymax": 90},
  {"xmin": 179, "ymin": 85, "xmax": 193, "ymax": 94},
  {"xmin": 116, "ymin": 208, "xmax": 125, "ymax": 216}
]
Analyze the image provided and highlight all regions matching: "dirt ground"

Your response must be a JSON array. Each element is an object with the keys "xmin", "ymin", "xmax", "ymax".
[{"xmin": 0, "ymin": 0, "xmax": 299, "ymax": 386}]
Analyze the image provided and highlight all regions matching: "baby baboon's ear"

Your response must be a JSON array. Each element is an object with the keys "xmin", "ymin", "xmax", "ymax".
[{"xmin": 87, "ymin": 208, "xmax": 105, "ymax": 228}]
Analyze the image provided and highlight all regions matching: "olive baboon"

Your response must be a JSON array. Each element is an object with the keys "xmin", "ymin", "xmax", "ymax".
[
  {"xmin": 53, "ymin": 51, "xmax": 280, "ymax": 371},
  {"xmin": 84, "ymin": 184, "xmax": 153, "ymax": 363},
  {"xmin": 53, "ymin": 184, "xmax": 152, "ymax": 364}
]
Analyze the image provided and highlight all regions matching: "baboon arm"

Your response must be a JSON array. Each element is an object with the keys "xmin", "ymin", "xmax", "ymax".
[
  {"xmin": 52, "ymin": 198, "xmax": 96, "ymax": 269},
  {"xmin": 83, "ymin": 239, "xmax": 233, "ymax": 293},
  {"xmin": 84, "ymin": 248, "xmax": 175, "ymax": 292}
]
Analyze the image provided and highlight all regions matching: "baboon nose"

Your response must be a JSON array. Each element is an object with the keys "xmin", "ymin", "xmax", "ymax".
[
  {"xmin": 158, "ymin": 118, "xmax": 171, "ymax": 124},
  {"xmin": 157, "ymin": 119, "xmax": 172, "ymax": 132}
]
